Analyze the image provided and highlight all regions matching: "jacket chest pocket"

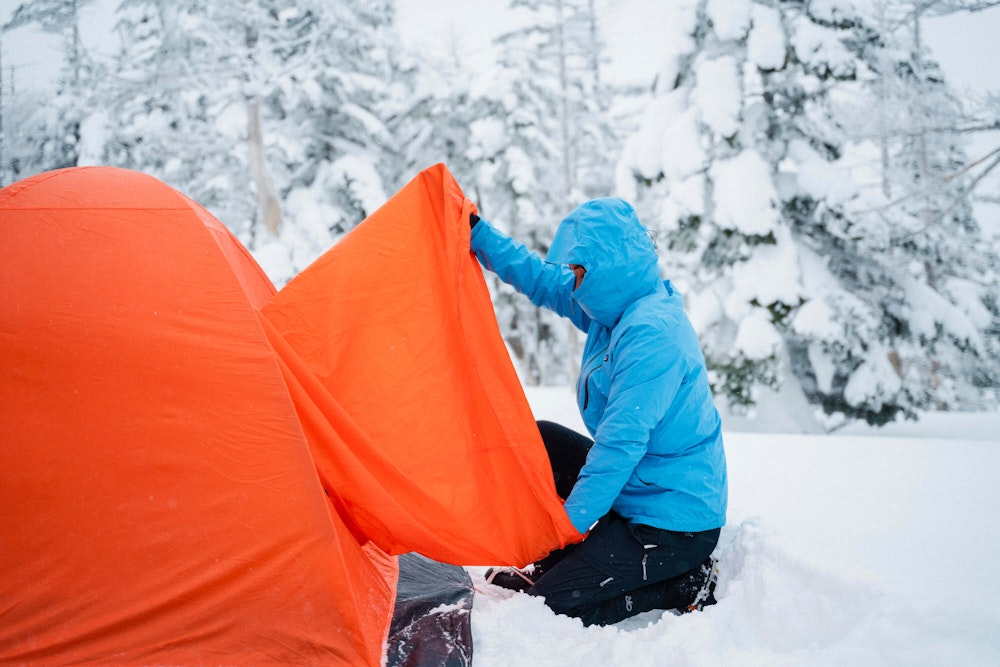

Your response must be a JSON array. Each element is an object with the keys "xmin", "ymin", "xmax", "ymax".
[{"xmin": 582, "ymin": 352, "xmax": 611, "ymax": 412}]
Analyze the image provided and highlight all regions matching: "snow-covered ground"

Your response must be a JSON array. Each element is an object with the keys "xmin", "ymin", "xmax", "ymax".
[{"xmin": 468, "ymin": 387, "xmax": 1000, "ymax": 666}]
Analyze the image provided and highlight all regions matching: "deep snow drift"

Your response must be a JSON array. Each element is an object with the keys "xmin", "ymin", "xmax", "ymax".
[{"xmin": 467, "ymin": 387, "xmax": 1000, "ymax": 666}]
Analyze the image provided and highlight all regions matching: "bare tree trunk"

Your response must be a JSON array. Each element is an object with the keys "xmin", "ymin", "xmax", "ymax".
[
  {"xmin": 247, "ymin": 96, "xmax": 283, "ymax": 237},
  {"xmin": 1, "ymin": 39, "xmax": 5, "ymax": 187},
  {"xmin": 555, "ymin": 0, "xmax": 573, "ymax": 207},
  {"xmin": 587, "ymin": 0, "xmax": 601, "ymax": 94},
  {"xmin": 68, "ymin": 0, "xmax": 82, "ymax": 167},
  {"xmin": 912, "ymin": 14, "xmax": 938, "ymax": 289},
  {"xmin": 243, "ymin": 4, "xmax": 282, "ymax": 238},
  {"xmin": 555, "ymin": 0, "xmax": 581, "ymax": 380},
  {"xmin": 71, "ymin": 0, "xmax": 81, "ymax": 88},
  {"xmin": 876, "ymin": 6, "xmax": 892, "ymax": 198}
]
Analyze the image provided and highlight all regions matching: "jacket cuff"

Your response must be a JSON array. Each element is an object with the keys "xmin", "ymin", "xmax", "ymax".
[{"xmin": 566, "ymin": 506, "xmax": 597, "ymax": 535}]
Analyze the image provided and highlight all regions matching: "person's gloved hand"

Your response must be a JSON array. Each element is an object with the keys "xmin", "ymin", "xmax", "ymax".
[{"xmin": 470, "ymin": 213, "xmax": 480, "ymax": 229}]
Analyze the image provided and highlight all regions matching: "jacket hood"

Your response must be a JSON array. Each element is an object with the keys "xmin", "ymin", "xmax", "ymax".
[{"xmin": 546, "ymin": 198, "xmax": 660, "ymax": 327}]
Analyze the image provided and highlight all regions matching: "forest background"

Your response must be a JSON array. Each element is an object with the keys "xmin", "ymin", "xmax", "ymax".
[{"xmin": 3, "ymin": 0, "xmax": 1000, "ymax": 431}]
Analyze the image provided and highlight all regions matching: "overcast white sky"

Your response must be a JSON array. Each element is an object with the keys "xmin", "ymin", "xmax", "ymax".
[
  {"xmin": 391, "ymin": 0, "xmax": 1000, "ymax": 92},
  {"xmin": 392, "ymin": 0, "xmax": 671, "ymax": 85}
]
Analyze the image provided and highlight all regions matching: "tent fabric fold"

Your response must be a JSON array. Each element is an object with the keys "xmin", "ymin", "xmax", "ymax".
[
  {"xmin": 1, "ymin": 163, "xmax": 578, "ymax": 666},
  {"xmin": 262, "ymin": 163, "xmax": 581, "ymax": 566}
]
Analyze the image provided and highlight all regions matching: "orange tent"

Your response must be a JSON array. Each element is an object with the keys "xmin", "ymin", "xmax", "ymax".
[{"xmin": 0, "ymin": 164, "xmax": 579, "ymax": 665}]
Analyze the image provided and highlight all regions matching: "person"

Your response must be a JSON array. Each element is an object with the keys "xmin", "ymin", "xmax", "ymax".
[{"xmin": 468, "ymin": 197, "xmax": 728, "ymax": 626}]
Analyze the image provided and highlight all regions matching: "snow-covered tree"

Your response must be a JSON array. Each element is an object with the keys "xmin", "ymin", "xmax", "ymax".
[
  {"xmin": 619, "ymin": 0, "xmax": 1000, "ymax": 425},
  {"xmin": 243, "ymin": 0, "xmax": 402, "ymax": 283},
  {"xmin": 104, "ymin": 1, "xmax": 245, "ymax": 227},
  {"xmin": 896, "ymin": 1, "xmax": 1000, "ymax": 231},
  {"xmin": 387, "ymin": 48, "xmax": 493, "ymax": 198},
  {"xmin": 2, "ymin": 0, "xmax": 100, "ymax": 174},
  {"xmin": 0, "ymin": 82, "xmax": 47, "ymax": 186},
  {"xmin": 465, "ymin": 0, "xmax": 621, "ymax": 385},
  {"xmin": 102, "ymin": 0, "xmax": 402, "ymax": 285},
  {"xmin": 853, "ymin": 2, "xmax": 1000, "ymax": 412}
]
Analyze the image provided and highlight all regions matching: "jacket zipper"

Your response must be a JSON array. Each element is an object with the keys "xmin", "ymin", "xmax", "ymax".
[
  {"xmin": 580, "ymin": 343, "xmax": 610, "ymax": 410},
  {"xmin": 642, "ymin": 545, "xmax": 656, "ymax": 581}
]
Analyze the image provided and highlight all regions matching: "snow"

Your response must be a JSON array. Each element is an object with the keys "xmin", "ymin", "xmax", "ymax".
[
  {"xmin": 792, "ymin": 299, "xmax": 838, "ymax": 341},
  {"xmin": 795, "ymin": 246, "xmax": 878, "ymax": 338},
  {"xmin": 693, "ymin": 56, "xmax": 742, "ymax": 138},
  {"xmin": 670, "ymin": 172, "xmax": 706, "ymax": 219},
  {"xmin": 808, "ymin": 341, "xmax": 838, "ymax": 394},
  {"xmin": 733, "ymin": 311, "xmax": 782, "ymax": 361},
  {"xmin": 468, "ymin": 118, "xmax": 507, "ymax": 160},
  {"xmin": 789, "ymin": 14, "xmax": 855, "ymax": 78},
  {"xmin": 900, "ymin": 277, "xmax": 984, "ymax": 352},
  {"xmin": 504, "ymin": 146, "xmax": 535, "ymax": 197},
  {"xmin": 468, "ymin": 387, "xmax": 1000, "ymax": 666},
  {"xmin": 729, "ymin": 228, "xmax": 803, "ymax": 307},
  {"xmin": 843, "ymin": 349, "xmax": 903, "ymax": 409},
  {"xmin": 329, "ymin": 155, "xmax": 388, "ymax": 216},
  {"xmin": 254, "ymin": 154, "xmax": 389, "ymax": 287},
  {"xmin": 623, "ymin": 91, "xmax": 690, "ymax": 181},
  {"xmin": 787, "ymin": 139, "xmax": 859, "ymax": 207},
  {"xmin": 706, "ymin": 0, "xmax": 751, "ymax": 42},
  {"xmin": 77, "ymin": 111, "xmax": 110, "ymax": 167},
  {"xmin": 710, "ymin": 150, "xmax": 780, "ymax": 236},
  {"xmin": 685, "ymin": 287, "xmax": 724, "ymax": 336},
  {"xmin": 214, "ymin": 103, "xmax": 246, "ymax": 141},
  {"xmin": 747, "ymin": 5, "xmax": 786, "ymax": 71},
  {"xmin": 661, "ymin": 108, "xmax": 708, "ymax": 181},
  {"xmin": 649, "ymin": 1, "xmax": 701, "ymax": 91},
  {"xmin": 946, "ymin": 278, "xmax": 994, "ymax": 330}
]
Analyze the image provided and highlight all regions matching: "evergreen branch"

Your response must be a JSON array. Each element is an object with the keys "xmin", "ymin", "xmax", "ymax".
[
  {"xmin": 942, "ymin": 145, "xmax": 1000, "ymax": 184},
  {"xmin": 854, "ymin": 120, "xmax": 1000, "ymax": 139},
  {"xmin": 885, "ymin": 0, "xmax": 1000, "ymax": 30},
  {"xmin": 884, "ymin": 149, "xmax": 1000, "ymax": 242},
  {"xmin": 841, "ymin": 143, "xmax": 1000, "ymax": 251},
  {"xmin": 857, "ymin": 144, "xmax": 1000, "ymax": 223}
]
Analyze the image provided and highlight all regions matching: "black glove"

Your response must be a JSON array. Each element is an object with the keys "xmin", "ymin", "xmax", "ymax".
[{"xmin": 470, "ymin": 213, "xmax": 480, "ymax": 229}]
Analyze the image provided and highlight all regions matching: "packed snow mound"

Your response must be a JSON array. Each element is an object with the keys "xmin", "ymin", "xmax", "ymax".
[
  {"xmin": 474, "ymin": 389, "xmax": 1000, "ymax": 666},
  {"xmin": 470, "ymin": 521, "xmax": 880, "ymax": 665},
  {"xmin": 472, "ymin": 512, "xmax": 998, "ymax": 667}
]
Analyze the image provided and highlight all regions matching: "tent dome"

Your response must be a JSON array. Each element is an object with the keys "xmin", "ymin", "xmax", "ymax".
[{"xmin": 0, "ymin": 167, "xmax": 392, "ymax": 665}]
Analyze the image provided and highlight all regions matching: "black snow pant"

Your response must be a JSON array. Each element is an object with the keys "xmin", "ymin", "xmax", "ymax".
[{"xmin": 527, "ymin": 420, "xmax": 720, "ymax": 626}]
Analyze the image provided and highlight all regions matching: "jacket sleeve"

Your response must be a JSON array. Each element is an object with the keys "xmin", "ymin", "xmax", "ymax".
[
  {"xmin": 562, "ymin": 323, "xmax": 683, "ymax": 533},
  {"xmin": 470, "ymin": 218, "xmax": 590, "ymax": 331}
]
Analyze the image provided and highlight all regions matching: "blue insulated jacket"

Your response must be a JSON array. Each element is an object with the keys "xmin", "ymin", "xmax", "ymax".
[{"xmin": 470, "ymin": 198, "xmax": 727, "ymax": 534}]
